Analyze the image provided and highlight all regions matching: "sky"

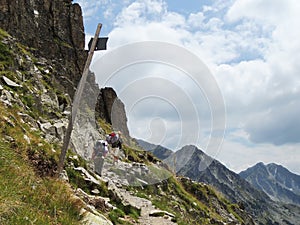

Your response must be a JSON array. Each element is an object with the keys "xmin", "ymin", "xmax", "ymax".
[{"xmin": 73, "ymin": 0, "xmax": 300, "ymax": 175}]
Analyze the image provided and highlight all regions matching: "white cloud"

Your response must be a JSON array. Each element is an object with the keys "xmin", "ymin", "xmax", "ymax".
[
  {"xmin": 162, "ymin": 12, "xmax": 186, "ymax": 28},
  {"xmin": 74, "ymin": 0, "xmax": 110, "ymax": 19},
  {"xmin": 107, "ymin": 23, "xmax": 185, "ymax": 47},
  {"xmin": 187, "ymin": 12, "xmax": 205, "ymax": 28},
  {"xmin": 226, "ymin": 0, "xmax": 289, "ymax": 24},
  {"xmin": 114, "ymin": 0, "xmax": 167, "ymax": 26}
]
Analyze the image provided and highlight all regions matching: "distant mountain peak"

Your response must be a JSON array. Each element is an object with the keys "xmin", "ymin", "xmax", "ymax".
[
  {"xmin": 240, "ymin": 162, "xmax": 300, "ymax": 206},
  {"xmin": 256, "ymin": 161, "xmax": 265, "ymax": 166}
]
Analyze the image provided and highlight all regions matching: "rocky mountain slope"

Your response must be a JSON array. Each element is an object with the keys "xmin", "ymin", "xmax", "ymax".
[
  {"xmin": 0, "ymin": 1, "xmax": 258, "ymax": 224},
  {"xmin": 143, "ymin": 142, "xmax": 300, "ymax": 225},
  {"xmin": 240, "ymin": 162, "xmax": 300, "ymax": 206},
  {"xmin": 137, "ymin": 139, "xmax": 173, "ymax": 160},
  {"xmin": 176, "ymin": 146, "xmax": 300, "ymax": 225}
]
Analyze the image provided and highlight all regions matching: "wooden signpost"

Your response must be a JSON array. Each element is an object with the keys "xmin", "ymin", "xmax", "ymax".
[{"xmin": 57, "ymin": 23, "xmax": 107, "ymax": 177}]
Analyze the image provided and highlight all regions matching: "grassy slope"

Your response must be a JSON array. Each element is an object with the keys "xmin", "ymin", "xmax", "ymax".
[
  {"xmin": 0, "ymin": 104, "xmax": 84, "ymax": 224},
  {"xmin": 0, "ymin": 29, "xmax": 83, "ymax": 224}
]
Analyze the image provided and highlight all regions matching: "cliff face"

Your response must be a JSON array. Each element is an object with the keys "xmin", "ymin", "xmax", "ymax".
[
  {"xmin": 0, "ymin": 0, "xmax": 86, "ymax": 97},
  {"xmin": 96, "ymin": 87, "xmax": 130, "ymax": 139}
]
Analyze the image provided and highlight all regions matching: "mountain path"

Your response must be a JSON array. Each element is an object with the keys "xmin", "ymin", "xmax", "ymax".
[
  {"xmin": 117, "ymin": 187, "xmax": 177, "ymax": 225},
  {"xmin": 100, "ymin": 159, "xmax": 177, "ymax": 225}
]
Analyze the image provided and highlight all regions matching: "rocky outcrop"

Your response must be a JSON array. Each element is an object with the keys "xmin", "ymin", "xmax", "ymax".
[
  {"xmin": 0, "ymin": 0, "xmax": 132, "ymax": 153},
  {"xmin": 0, "ymin": 0, "xmax": 86, "ymax": 97},
  {"xmin": 96, "ymin": 87, "xmax": 130, "ymax": 139},
  {"xmin": 0, "ymin": 0, "xmax": 131, "ymax": 160},
  {"xmin": 0, "ymin": 31, "xmax": 72, "ymax": 138}
]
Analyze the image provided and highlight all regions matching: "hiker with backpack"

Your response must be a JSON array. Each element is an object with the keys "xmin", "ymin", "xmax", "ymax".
[
  {"xmin": 106, "ymin": 131, "xmax": 122, "ymax": 165},
  {"xmin": 92, "ymin": 139, "xmax": 108, "ymax": 176}
]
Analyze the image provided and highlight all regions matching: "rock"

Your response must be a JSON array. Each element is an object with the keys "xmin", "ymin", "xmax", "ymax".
[
  {"xmin": 59, "ymin": 170, "xmax": 69, "ymax": 182},
  {"xmin": 2, "ymin": 76, "xmax": 21, "ymax": 87},
  {"xmin": 44, "ymin": 133, "xmax": 59, "ymax": 143},
  {"xmin": 38, "ymin": 119, "xmax": 68, "ymax": 142},
  {"xmin": 149, "ymin": 209, "xmax": 175, "ymax": 219},
  {"xmin": 53, "ymin": 120, "xmax": 67, "ymax": 140},
  {"xmin": 71, "ymin": 114, "xmax": 101, "ymax": 159},
  {"xmin": 40, "ymin": 122, "xmax": 55, "ymax": 134},
  {"xmin": 80, "ymin": 208, "xmax": 113, "ymax": 225},
  {"xmin": 17, "ymin": 112, "xmax": 39, "ymax": 129},
  {"xmin": 0, "ymin": 99, "xmax": 12, "ymax": 106},
  {"xmin": 136, "ymin": 178, "xmax": 148, "ymax": 186},
  {"xmin": 3, "ymin": 116, "xmax": 15, "ymax": 127},
  {"xmin": 41, "ymin": 92, "xmax": 59, "ymax": 109},
  {"xmin": 23, "ymin": 134, "xmax": 30, "ymax": 144},
  {"xmin": 1, "ymin": 90, "xmax": 14, "ymax": 103},
  {"xmin": 91, "ymin": 189, "xmax": 100, "ymax": 195},
  {"xmin": 76, "ymin": 188, "xmax": 113, "ymax": 212},
  {"xmin": 74, "ymin": 167, "xmax": 100, "ymax": 185},
  {"xmin": 3, "ymin": 135, "xmax": 14, "ymax": 142}
]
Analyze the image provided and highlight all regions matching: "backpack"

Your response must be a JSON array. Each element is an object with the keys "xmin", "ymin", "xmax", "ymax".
[
  {"xmin": 93, "ymin": 140, "xmax": 108, "ymax": 157},
  {"xmin": 106, "ymin": 132, "xmax": 119, "ymax": 144}
]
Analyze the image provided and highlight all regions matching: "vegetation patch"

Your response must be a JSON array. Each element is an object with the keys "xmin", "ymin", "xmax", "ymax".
[
  {"xmin": 0, "ymin": 35, "xmax": 14, "ymax": 69},
  {"xmin": 0, "ymin": 101, "xmax": 88, "ymax": 224}
]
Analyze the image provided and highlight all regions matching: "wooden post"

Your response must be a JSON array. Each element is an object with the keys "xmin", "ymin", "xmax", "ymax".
[
  {"xmin": 56, "ymin": 23, "xmax": 103, "ymax": 177},
  {"xmin": 173, "ymin": 154, "xmax": 177, "ymax": 174}
]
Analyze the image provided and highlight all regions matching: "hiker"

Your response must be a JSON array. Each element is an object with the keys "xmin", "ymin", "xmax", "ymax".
[
  {"xmin": 92, "ymin": 139, "xmax": 108, "ymax": 176},
  {"xmin": 106, "ymin": 131, "xmax": 122, "ymax": 164}
]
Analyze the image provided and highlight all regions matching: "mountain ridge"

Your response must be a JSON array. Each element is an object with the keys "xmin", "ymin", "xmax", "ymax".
[
  {"xmin": 240, "ymin": 162, "xmax": 300, "ymax": 206},
  {"xmin": 139, "ymin": 140, "xmax": 300, "ymax": 225},
  {"xmin": 137, "ymin": 139, "xmax": 173, "ymax": 160}
]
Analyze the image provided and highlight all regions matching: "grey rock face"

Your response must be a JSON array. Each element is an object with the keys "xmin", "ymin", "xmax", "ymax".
[
  {"xmin": 0, "ymin": 0, "xmax": 87, "ymax": 97},
  {"xmin": 95, "ymin": 87, "xmax": 130, "ymax": 140}
]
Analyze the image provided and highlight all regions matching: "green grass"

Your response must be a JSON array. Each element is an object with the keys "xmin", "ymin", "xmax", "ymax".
[
  {"xmin": 0, "ymin": 29, "xmax": 10, "ymax": 38},
  {"xmin": 0, "ymin": 142, "xmax": 83, "ymax": 224},
  {"xmin": 0, "ymin": 38, "xmax": 14, "ymax": 69},
  {"xmin": 0, "ymin": 103, "xmax": 84, "ymax": 224},
  {"xmin": 98, "ymin": 118, "xmax": 113, "ymax": 134},
  {"xmin": 108, "ymin": 207, "xmax": 139, "ymax": 225}
]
